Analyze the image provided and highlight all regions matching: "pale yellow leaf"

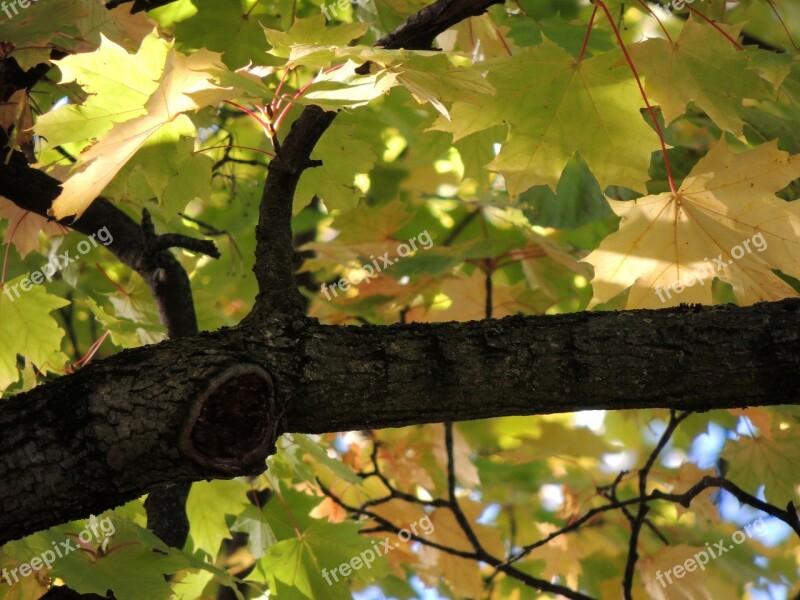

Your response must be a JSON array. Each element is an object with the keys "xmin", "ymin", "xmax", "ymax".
[
  {"xmin": 51, "ymin": 45, "xmax": 251, "ymax": 220},
  {"xmin": 0, "ymin": 197, "xmax": 66, "ymax": 258},
  {"xmin": 584, "ymin": 140, "xmax": 800, "ymax": 308}
]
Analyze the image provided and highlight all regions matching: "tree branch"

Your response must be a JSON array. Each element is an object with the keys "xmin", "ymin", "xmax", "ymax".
[
  {"xmin": 0, "ymin": 298, "xmax": 797, "ymax": 544},
  {"xmin": 318, "ymin": 430, "xmax": 596, "ymax": 600},
  {"xmin": 248, "ymin": 0, "xmax": 504, "ymax": 319},
  {"xmin": 0, "ymin": 143, "xmax": 213, "ymax": 340}
]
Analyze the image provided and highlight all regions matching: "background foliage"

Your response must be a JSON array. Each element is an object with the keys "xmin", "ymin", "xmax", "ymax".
[{"xmin": 0, "ymin": 0, "xmax": 799, "ymax": 597}]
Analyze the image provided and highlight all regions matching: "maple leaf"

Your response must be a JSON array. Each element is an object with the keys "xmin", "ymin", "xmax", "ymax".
[
  {"xmin": 49, "ymin": 36, "xmax": 263, "ymax": 220},
  {"xmin": 432, "ymin": 37, "xmax": 661, "ymax": 195},
  {"xmin": 0, "ymin": 89, "xmax": 34, "ymax": 151},
  {"xmin": 449, "ymin": 15, "xmax": 514, "ymax": 60},
  {"xmin": 264, "ymin": 15, "xmax": 369, "ymax": 58},
  {"xmin": 417, "ymin": 502, "xmax": 504, "ymax": 597},
  {"xmin": 367, "ymin": 499, "xmax": 434, "ymax": 575},
  {"xmin": 525, "ymin": 522, "xmax": 585, "ymax": 586},
  {"xmin": 428, "ymin": 423, "xmax": 480, "ymax": 488},
  {"xmin": 638, "ymin": 545, "xmax": 714, "ymax": 599},
  {"xmin": 583, "ymin": 140, "xmax": 800, "ymax": 309},
  {"xmin": 295, "ymin": 122, "xmax": 377, "ymax": 212},
  {"xmin": 0, "ymin": 197, "xmax": 66, "ymax": 259},
  {"xmin": 35, "ymin": 32, "xmax": 168, "ymax": 150},
  {"xmin": 722, "ymin": 428, "xmax": 800, "ymax": 504},
  {"xmin": 0, "ymin": 280, "xmax": 70, "ymax": 391},
  {"xmin": 630, "ymin": 19, "xmax": 773, "ymax": 134},
  {"xmin": 426, "ymin": 269, "xmax": 531, "ymax": 321},
  {"xmin": 289, "ymin": 45, "xmax": 494, "ymax": 118}
]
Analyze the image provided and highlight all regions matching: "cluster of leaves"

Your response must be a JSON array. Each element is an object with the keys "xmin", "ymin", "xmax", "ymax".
[{"xmin": 0, "ymin": 0, "xmax": 799, "ymax": 598}]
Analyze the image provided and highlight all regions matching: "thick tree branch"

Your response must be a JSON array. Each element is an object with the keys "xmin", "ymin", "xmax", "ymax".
[
  {"xmin": 0, "ymin": 298, "xmax": 797, "ymax": 544},
  {"xmin": 251, "ymin": 107, "xmax": 336, "ymax": 317}
]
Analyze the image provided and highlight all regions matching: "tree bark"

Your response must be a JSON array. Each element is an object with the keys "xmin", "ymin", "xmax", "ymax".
[{"xmin": 1, "ymin": 298, "xmax": 798, "ymax": 544}]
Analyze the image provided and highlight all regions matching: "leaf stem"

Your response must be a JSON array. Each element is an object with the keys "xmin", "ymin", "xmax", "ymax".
[
  {"xmin": 577, "ymin": 5, "xmax": 599, "ymax": 63},
  {"xmin": 244, "ymin": 0, "xmax": 262, "ymax": 18},
  {"xmin": 494, "ymin": 24, "xmax": 513, "ymax": 56},
  {"xmin": 595, "ymin": 0, "xmax": 677, "ymax": 196},
  {"xmin": 1, "ymin": 210, "xmax": 30, "ymax": 287},
  {"xmin": 224, "ymin": 100, "xmax": 273, "ymax": 136},
  {"xmin": 273, "ymin": 64, "xmax": 345, "ymax": 133},
  {"xmin": 194, "ymin": 144, "xmax": 275, "ymax": 158},
  {"xmin": 764, "ymin": 0, "xmax": 798, "ymax": 51},
  {"xmin": 272, "ymin": 67, "xmax": 292, "ymax": 112},
  {"xmin": 72, "ymin": 330, "xmax": 111, "ymax": 369},
  {"xmin": 94, "ymin": 262, "xmax": 129, "ymax": 297}
]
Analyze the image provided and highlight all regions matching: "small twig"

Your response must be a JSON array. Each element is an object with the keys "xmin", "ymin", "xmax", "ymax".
[
  {"xmin": 317, "ymin": 477, "xmax": 596, "ymax": 600},
  {"xmin": 317, "ymin": 479, "xmax": 480, "ymax": 560},
  {"xmin": 444, "ymin": 422, "xmax": 485, "ymax": 553},
  {"xmin": 146, "ymin": 234, "xmax": 221, "ymax": 259},
  {"xmin": 622, "ymin": 410, "xmax": 691, "ymax": 599},
  {"xmin": 141, "ymin": 209, "xmax": 221, "ymax": 259}
]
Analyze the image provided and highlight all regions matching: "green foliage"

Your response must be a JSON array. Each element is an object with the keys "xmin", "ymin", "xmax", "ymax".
[{"xmin": 1, "ymin": 0, "xmax": 799, "ymax": 598}]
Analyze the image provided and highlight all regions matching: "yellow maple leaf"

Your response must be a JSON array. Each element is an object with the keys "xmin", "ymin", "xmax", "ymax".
[
  {"xmin": 368, "ymin": 498, "xmax": 433, "ymax": 575},
  {"xmin": 524, "ymin": 522, "xmax": 585, "ymax": 587},
  {"xmin": 638, "ymin": 544, "xmax": 740, "ymax": 599},
  {"xmin": 0, "ymin": 197, "xmax": 67, "ymax": 258},
  {"xmin": 584, "ymin": 140, "xmax": 800, "ymax": 309},
  {"xmin": 655, "ymin": 462, "xmax": 718, "ymax": 521},
  {"xmin": 427, "ymin": 423, "xmax": 481, "ymax": 489},
  {"xmin": 51, "ymin": 44, "xmax": 251, "ymax": 220},
  {"xmin": 417, "ymin": 502, "xmax": 504, "ymax": 597},
  {"xmin": 427, "ymin": 269, "xmax": 532, "ymax": 321}
]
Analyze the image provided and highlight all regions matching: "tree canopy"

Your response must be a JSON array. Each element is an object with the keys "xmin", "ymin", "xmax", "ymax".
[{"xmin": 0, "ymin": 0, "xmax": 798, "ymax": 598}]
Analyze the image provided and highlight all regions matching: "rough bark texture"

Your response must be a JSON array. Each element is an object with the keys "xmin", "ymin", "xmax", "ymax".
[{"xmin": 1, "ymin": 298, "xmax": 797, "ymax": 544}]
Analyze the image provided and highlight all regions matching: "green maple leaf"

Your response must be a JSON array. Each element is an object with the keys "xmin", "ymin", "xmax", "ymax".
[
  {"xmin": 104, "ymin": 117, "xmax": 214, "ymax": 218},
  {"xmin": 53, "ymin": 548, "xmax": 174, "ymax": 600},
  {"xmin": 175, "ymin": 0, "xmax": 276, "ymax": 68},
  {"xmin": 49, "ymin": 37, "xmax": 264, "ymax": 220},
  {"xmin": 35, "ymin": 32, "xmax": 169, "ymax": 149},
  {"xmin": 0, "ymin": 279, "xmax": 70, "ymax": 392},
  {"xmin": 722, "ymin": 429, "xmax": 800, "ymax": 504},
  {"xmin": 630, "ymin": 18, "xmax": 773, "ymax": 134},
  {"xmin": 289, "ymin": 46, "xmax": 494, "ymax": 117},
  {"xmin": 187, "ymin": 480, "xmax": 251, "ymax": 559},
  {"xmin": 295, "ymin": 122, "xmax": 376, "ymax": 212},
  {"xmin": 264, "ymin": 15, "xmax": 369, "ymax": 58},
  {"xmin": 84, "ymin": 298, "xmax": 164, "ymax": 350},
  {"xmin": 252, "ymin": 521, "xmax": 388, "ymax": 600},
  {"xmin": 432, "ymin": 38, "xmax": 660, "ymax": 195}
]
